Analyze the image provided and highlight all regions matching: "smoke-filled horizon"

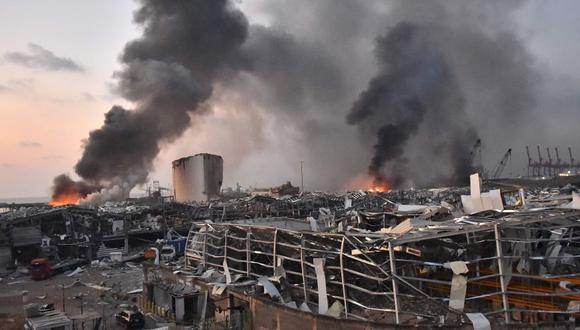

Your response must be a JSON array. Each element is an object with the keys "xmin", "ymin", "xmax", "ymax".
[
  {"xmin": 52, "ymin": 0, "xmax": 250, "ymax": 202},
  {"xmin": 51, "ymin": 0, "xmax": 578, "ymax": 202}
]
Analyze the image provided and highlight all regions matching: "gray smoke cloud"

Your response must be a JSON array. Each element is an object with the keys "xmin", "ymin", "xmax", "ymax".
[
  {"xmin": 52, "ymin": 0, "xmax": 248, "ymax": 202},
  {"xmin": 4, "ymin": 43, "xmax": 84, "ymax": 72},
  {"xmin": 345, "ymin": 1, "xmax": 538, "ymax": 188},
  {"xmin": 228, "ymin": 0, "xmax": 535, "ymax": 189},
  {"xmin": 346, "ymin": 22, "xmax": 479, "ymax": 188},
  {"xmin": 214, "ymin": 1, "xmax": 387, "ymax": 191},
  {"xmin": 53, "ymin": 0, "xmax": 573, "ymax": 200}
]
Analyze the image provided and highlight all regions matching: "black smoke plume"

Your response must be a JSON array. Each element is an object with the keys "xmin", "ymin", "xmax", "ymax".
[
  {"xmin": 52, "ymin": 0, "xmax": 248, "ymax": 202},
  {"xmin": 217, "ymin": 0, "xmax": 536, "ymax": 190},
  {"xmin": 51, "ymin": 0, "xmax": 542, "ymax": 198},
  {"xmin": 347, "ymin": 23, "xmax": 478, "ymax": 187},
  {"xmin": 50, "ymin": 174, "xmax": 100, "ymax": 201}
]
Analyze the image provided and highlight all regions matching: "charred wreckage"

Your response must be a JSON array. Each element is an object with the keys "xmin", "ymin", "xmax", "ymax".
[{"xmin": 2, "ymin": 175, "xmax": 580, "ymax": 329}]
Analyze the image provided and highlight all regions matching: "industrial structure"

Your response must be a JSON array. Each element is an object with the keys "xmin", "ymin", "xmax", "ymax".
[
  {"xmin": 491, "ymin": 148, "xmax": 512, "ymax": 179},
  {"xmin": 172, "ymin": 153, "xmax": 223, "ymax": 203},
  {"xmin": 4, "ymin": 162, "xmax": 580, "ymax": 328},
  {"xmin": 527, "ymin": 146, "xmax": 580, "ymax": 177},
  {"xmin": 179, "ymin": 209, "xmax": 580, "ymax": 327}
]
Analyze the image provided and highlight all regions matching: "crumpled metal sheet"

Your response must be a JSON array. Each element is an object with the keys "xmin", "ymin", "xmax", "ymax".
[{"xmin": 257, "ymin": 276, "xmax": 281, "ymax": 300}]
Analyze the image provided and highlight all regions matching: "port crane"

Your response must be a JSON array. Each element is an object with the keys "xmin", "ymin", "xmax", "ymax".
[
  {"xmin": 491, "ymin": 148, "xmax": 512, "ymax": 179},
  {"xmin": 526, "ymin": 146, "xmax": 534, "ymax": 176},
  {"xmin": 555, "ymin": 147, "xmax": 562, "ymax": 174},
  {"xmin": 546, "ymin": 147, "xmax": 553, "ymax": 177}
]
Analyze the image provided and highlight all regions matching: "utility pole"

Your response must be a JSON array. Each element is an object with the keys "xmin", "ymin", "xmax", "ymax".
[
  {"xmin": 62, "ymin": 284, "xmax": 65, "ymax": 313},
  {"xmin": 546, "ymin": 147, "xmax": 553, "ymax": 177},
  {"xmin": 300, "ymin": 161, "xmax": 304, "ymax": 193},
  {"xmin": 103, "ymin": 303, "xmax": 106, "ymax": 330},
  {"xmin": 98, "ymin": 300, "xmax": 108, "ymax": 330},
  {"xmin": 536, "ymin": 146, "xmax": 543, "ymax": 176},
  {"xmin": 74, "ymin": 293, "xmax": 85, "ymax": 314}
]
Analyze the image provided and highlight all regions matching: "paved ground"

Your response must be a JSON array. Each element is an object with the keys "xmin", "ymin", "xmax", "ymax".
[{"xmin": 0, "ymin": 263, "xmax": 146, "ymax": 329}]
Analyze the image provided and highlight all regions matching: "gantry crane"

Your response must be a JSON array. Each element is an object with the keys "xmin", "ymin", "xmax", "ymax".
[
  {"xmin": 554, "ymin": 147, "xmax": 562, "ymax": 175},
  {"xmin": 546, "ymin": 147, "xmax": 553, "ymax": 177},
  {"xmin": 526, "ymin": 146, "xmax": 534, "ymax": 176},
  {"xmin": 536, "ymin": 146, "xmax": 544, "ymax": 176}
]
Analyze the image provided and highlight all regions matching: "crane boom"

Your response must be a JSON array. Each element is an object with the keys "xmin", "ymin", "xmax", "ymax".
[
  {"xmin": 546, "ymin": 147, "xmax": 553, "ymax": 176},
  {"xmin": 537, "ymin": 145, "xmax": 544, "ymax": 176},
  {"xmin": 526, "ymin": 146, "xmax": 533, "ymax": 176},
  {"xmin": 525, "ymin": 146, "xmax": 532, "ymax": 165},
  {"xmin": 492, "ymin": 148, "xmax": 512, "ymax": 179},
  {"xmin": 469, "ymin": 139, "xmax": 482, "ymax": 161}
]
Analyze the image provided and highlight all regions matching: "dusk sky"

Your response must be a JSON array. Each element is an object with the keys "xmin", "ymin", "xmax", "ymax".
[{"xmin": 1, "ymin": 0, "xmax": 580, "ymax": 199}]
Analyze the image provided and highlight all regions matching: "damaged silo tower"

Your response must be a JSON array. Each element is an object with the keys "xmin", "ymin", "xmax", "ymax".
[{"xmin": 172, "ymin": 153, "xmax": 223, "ymax": 202}]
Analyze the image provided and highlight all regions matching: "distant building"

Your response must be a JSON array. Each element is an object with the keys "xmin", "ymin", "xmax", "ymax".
[
  {"xmin": 250, "ymin": 181, "xmax": 300, "ymax": 198},
  {"xmin": 172, "ymin": 153, "xmax": 223, "ymax": 203},
  {"xmin": 271, "ymin": 181, "xmax": 300, "ymax": 197}
]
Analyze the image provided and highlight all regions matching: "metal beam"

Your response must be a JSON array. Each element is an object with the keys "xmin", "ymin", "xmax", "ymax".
[
  {"xmin": 300, "ymin": 235, "xmax": 309, "ymax": 304},
  {"xmin": 494, "ymin": 224, "xmax": 510, "ymax": 324},
  {"xmin": 388, "ymin": 242, "xmax": 400, "ymax": 324},
  {"xmin": 340, "ymin": 236, "xmax": 349, "ymax": 318}
]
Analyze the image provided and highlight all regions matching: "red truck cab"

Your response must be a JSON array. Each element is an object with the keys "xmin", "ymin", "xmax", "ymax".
[{"xmin": 30, "ymin": 258, "xmax": 51, "ymax": 280}]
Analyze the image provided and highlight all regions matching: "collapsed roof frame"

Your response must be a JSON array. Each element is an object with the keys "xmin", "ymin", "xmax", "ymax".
[{"xmin": 184, "ymin": 209, "xmax": 580, "ymax": 325}]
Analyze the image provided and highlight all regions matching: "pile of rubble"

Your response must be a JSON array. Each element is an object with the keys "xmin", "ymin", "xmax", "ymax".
[
  {"xmin": 170, "ymin": 174, "xmax": 580, "ymax": 328},
  {"xmin": 2, "ymin": 173, "xmax": 580, "ymax": 328}
]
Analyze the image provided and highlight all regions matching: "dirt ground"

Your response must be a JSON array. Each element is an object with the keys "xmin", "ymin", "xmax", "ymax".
[{"xmin": 0, "ymin": 263, "xmax": 146, "ymax": 329}]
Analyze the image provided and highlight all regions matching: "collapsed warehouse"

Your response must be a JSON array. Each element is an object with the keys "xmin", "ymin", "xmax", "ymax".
[
  {"xmin": 175, "ymin": 209, "xmax": 580, "ymax": 326},
  {"xmin": 139, "ymin": 176, "xmax": 580, "ymax": 329},
  {"xmin": 3, "ymin": 174, "xmax": 580, "ymax": 328}
]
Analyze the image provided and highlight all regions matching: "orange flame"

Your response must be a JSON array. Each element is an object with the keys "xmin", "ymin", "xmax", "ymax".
[
  {"xmin": 346, "ymin": 174, "xmax": 391, "ymax": 193},
  {"xmin": 49, "ymin": 191, "xmax": 81, "ymax": 207},
  {"xmin": 368, "ymin": 184, "xmax": 390, "ymax": 193}
]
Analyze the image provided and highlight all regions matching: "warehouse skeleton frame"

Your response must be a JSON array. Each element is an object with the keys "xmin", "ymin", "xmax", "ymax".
[{"xmin": 184, "ymin": 209, "xmax": 580, "ymax": 325}]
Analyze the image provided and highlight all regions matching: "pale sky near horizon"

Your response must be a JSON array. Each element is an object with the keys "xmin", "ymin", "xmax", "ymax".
[{"xmin": 0, "ymin": 1, "xmax": 579, "ymax": 198}]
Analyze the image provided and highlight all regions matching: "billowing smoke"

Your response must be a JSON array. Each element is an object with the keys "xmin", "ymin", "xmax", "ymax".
[
  {"xmin": 343, "ymin": 1, "xmax": 536, "ymax": 189},
  {"xmin": 347, "ymin": 22, "xmax": 478, "ymax": 188},
  {"xmin": 52, "ymin": 0, "xmax": 544, "ymax": 200},
  {"xmin": 49, "ymin": 174, "xmax": 100, "ymax": 206},
  {"xmin": 209, "ymin": 0, "xmax": 536, "ymax": 191},
  {"xmin": 52, "ymin": 0, "xmax": 248, "ymax": 202},
  {"xmin": 51, "ymin": 174, "xmax": 99, "ymax": 200}
]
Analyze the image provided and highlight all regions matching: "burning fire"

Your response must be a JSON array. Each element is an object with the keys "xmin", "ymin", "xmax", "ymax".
[
  {"xmin": 49, "ymin": 190, "xmax": 82, "ymax": 206},
  {"xmin": 347, "ymin": 174, "xmax": 391, "ymax": 193},
  {"xmin": 48, "ymin": 174, "xmax": 99, "ymax": 207},
  {"xmin": 368, "ymin": 184, "xmax": 390, "ymax": 193}
]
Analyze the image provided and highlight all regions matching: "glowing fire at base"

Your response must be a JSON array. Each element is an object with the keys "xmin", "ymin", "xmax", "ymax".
[
  {"xmin": 48, "ymin": 174, "xmax": 99, "ymax": 207},
  {"xmin": 49, "ymin": 191, "xmax": 82, "ymax": 207},
  {"xmin": 347, "ymin": 174, "xmax": 392, "ymax": 193},
  {"xmin": 368, "ymin": 184, "xmax": 390, "ymax": 193}
]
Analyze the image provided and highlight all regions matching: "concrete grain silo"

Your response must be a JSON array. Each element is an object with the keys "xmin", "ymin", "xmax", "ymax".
[{"xmin": 172, "ymin": 153, "xmax": 223, "ymax": 202}]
